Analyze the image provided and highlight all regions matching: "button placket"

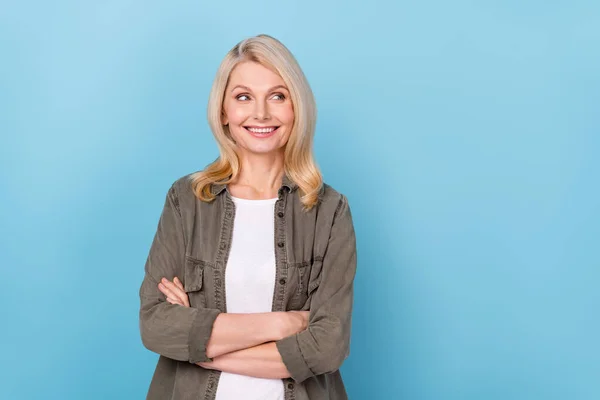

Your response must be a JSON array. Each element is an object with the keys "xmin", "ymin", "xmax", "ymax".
[
  {"xmin": 215, "ymin": 193, "xmax": 236, "ymax": 313},
  {"xmin": 272, "ymin": 189, "xmax": 289, "ymax": 312},
  {"xmin": 285, "ymin": 379, "xmax": 296, "ymax": 399}
]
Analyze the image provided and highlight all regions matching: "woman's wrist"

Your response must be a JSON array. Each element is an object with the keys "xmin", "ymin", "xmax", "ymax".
[
  {"xmin": 273, "ymin": 310, "xmax": 308, "ymax": 340},
  {"xmin": 270, "ymin": 311, "xmax": 289, "ymax": 341}
]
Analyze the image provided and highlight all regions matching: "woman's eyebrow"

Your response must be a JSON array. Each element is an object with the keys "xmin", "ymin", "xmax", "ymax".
[{"xmin": 230, "ymin": 84, "xmax": 289, "ymax": 93}]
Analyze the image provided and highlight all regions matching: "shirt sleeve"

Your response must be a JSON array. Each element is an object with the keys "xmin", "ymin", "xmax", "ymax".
[
  {"xmin": 276, "ymin": 194, "xmax": 358, "ymax": 383},
  {"xmin": 138, "ymin": 183, "xmax": 221, "ymax": 363}
]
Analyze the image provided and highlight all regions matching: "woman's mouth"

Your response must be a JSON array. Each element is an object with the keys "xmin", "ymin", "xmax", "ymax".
[{"xmin": 244, "ymin": 126, "xmax": 279, "ymax": 138}]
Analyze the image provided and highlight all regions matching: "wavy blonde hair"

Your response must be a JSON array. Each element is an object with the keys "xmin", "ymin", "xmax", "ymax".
[{"xmin": 188, "ymin": 34, "xmax": 323, "ymax": 210}]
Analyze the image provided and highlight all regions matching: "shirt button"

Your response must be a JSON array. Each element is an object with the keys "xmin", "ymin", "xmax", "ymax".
[
  {"xmin": 277, "ymin": 242, "xmax": 284, "ymax": 248},
  {"xmin": 279, "ymin": 278, "xmax": 286, "ymax": 285},
  {"xmin": 277, "ymin": 211, "xmax": 284, "ymax": 218},
  {"xmin": 287, "ymin": 382, "xmax": 294, "ymax": 390}
]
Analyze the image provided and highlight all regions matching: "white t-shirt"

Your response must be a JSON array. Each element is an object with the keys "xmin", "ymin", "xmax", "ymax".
[{"xmin": 214, "ymin": 195, "xmax": 285, "ymax": 400}]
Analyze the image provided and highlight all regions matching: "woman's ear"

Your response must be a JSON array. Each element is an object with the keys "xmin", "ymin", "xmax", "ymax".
[{"xmin": 220, "ymin": 111, "xmax": 228, "ymax": 126}]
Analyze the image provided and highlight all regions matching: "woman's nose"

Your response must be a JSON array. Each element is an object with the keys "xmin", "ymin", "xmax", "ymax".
[{"xmin": 253, "ymin": 99, "xmax": 270, "ymax": 120}]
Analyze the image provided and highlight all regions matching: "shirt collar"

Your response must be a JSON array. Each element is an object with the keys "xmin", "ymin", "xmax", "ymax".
[{"xmin": 210, "ymin": 172, "xmax": 298, "ymax": 196}]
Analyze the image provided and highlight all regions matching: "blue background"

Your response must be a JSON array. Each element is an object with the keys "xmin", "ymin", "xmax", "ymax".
[{"xmin": 1, "ymin": 1, "xmax": 598, "ymax": 399}]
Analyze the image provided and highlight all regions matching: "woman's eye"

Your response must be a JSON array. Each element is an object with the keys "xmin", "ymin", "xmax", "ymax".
[{"xmin": 235, "ymin": 93, "xmax": 285, "ymax": 101}]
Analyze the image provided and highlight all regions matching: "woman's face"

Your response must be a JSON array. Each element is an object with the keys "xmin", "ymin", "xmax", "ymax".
[{"xmin": 222, "ymin": 61, "xmax": 294, "ymax": 157}]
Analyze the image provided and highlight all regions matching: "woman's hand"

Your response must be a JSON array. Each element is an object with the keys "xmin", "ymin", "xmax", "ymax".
[{"xmin": 158, "ymin": 277, "xmax": 190, "ymax": 307}]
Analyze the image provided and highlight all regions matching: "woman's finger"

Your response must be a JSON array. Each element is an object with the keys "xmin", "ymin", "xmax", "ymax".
[
  {"xmin": 160, "ymin": 279, "xmax": 189, "ymax": 307},
  {"xmin": 172, "ymin": 277, "xmax": 190, "ymax": 307},
  {"xmin": 166, "ymin": 296, "xmax": 182, "ymax": 305},
  {"xmin": 158, "ymin": 281, "xmax": 180, "ymax": 303},
  {"xmin": 173, "ymin": 277, "xmax": 184, "ymax": 291}
]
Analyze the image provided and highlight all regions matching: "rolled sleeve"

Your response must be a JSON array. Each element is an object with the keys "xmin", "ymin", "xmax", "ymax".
[
  {"xmin": 276, "ymin": 333, "xmax": 312, "ymax": 382},
  {"xmin": 139, "ymin": 183, "xmax": 221, "ymax": 363},
  {"xmin": 276, "ymin": 194, "xmax": 357, "ymax": 383}
]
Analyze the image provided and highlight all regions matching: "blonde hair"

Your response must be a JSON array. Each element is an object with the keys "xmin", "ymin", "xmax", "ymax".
[{"xmin": 189, "ymin": 34, "xmax": 323, "ymax": 210}]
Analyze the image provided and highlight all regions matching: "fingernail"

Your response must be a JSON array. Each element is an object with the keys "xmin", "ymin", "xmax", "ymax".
[{"xmin": 174, "ymin": 277, "xmax": 179, "ymax": 283}]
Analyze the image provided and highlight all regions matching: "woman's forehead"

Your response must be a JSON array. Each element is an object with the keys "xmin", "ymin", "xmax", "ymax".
[{"xmin": 227, "ymin": 61, "xmax": 286, "ymax": 90}]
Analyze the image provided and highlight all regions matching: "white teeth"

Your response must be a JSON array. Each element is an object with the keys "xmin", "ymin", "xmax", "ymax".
[{"xmin": 247, "ymin": 127, "xmax": 276, "ymax": 133}]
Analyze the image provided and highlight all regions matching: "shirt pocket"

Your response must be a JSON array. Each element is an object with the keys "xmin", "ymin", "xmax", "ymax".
[
  {"xmin": 184, "ymin": 256, "xmax": 210, "ymax": 309},
  {"xmin": 288, "ymin": 258, "xmax": 324, "ymax": 311},
  {"xmin": 307, "ymin": 258, "xmax": 323, "ymax": 298}
]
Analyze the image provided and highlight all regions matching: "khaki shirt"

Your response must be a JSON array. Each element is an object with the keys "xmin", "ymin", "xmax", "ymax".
[{"xmin": 139, "ymin": 172, "xmax": 357, "ymax": 400}]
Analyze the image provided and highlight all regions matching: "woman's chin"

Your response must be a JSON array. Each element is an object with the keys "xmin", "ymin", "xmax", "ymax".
[{"xmin": 238, "ymin": 145, "xmax": 285, "ymax": 156}]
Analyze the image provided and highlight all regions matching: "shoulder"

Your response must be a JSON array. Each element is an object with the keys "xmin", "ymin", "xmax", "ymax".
[
  {"xmin": 163, "ymin": 171, "xmax": 202, "ymax": 212},
  {"xmin": 317, "ymin": 182, "xmax": 351, "ymax": 218},
  {"xmin": 170, "ymin": 171, "xmax": 198, "ymax": 194}
]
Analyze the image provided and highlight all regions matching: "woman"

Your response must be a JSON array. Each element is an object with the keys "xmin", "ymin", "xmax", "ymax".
[{"xmin": 139, "ymin": 34, "xmax": 357, "ymax": 400}]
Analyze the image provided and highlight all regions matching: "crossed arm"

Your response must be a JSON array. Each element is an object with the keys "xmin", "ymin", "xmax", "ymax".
[
  {"xmin": 157, "ymin": 276, "xmax": 308, "ymax": 379},
  {"xmin": 139, "ymin": 186, "xmax": 356, "ymax": 384}
]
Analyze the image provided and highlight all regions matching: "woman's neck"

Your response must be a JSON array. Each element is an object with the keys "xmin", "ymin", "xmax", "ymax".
[{"xmin": 228, "ymin": 151, "xmax": 285, "ymax": 200}]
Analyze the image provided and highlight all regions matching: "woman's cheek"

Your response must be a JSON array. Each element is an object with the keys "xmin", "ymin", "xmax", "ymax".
[
  {"xmin": 282, "ymin": 105, "xmax": 294, "ymax": 124},
  {"xmin": 232, "ymin": 105, "xmax": 251, "ymax": 121}
]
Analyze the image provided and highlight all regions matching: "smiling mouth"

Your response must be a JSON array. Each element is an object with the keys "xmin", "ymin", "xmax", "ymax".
[{"xmin": 244, "ymin": 126, "xmax": 279, "ymax": 134}]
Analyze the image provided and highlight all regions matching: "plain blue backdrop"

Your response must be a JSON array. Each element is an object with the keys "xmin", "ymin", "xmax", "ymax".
[{"xmin": 1, "ymin": 1, "xmax": 598, "ymax": 399}]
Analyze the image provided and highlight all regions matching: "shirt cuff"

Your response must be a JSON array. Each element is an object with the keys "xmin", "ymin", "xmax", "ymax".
[
  {"xmin": 276, "ymin": 333, "xmax": 313, "ymax": 383},
  {"xmin": 188, "ymin": 308, "xmax": 221, "ymax": 363}
]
